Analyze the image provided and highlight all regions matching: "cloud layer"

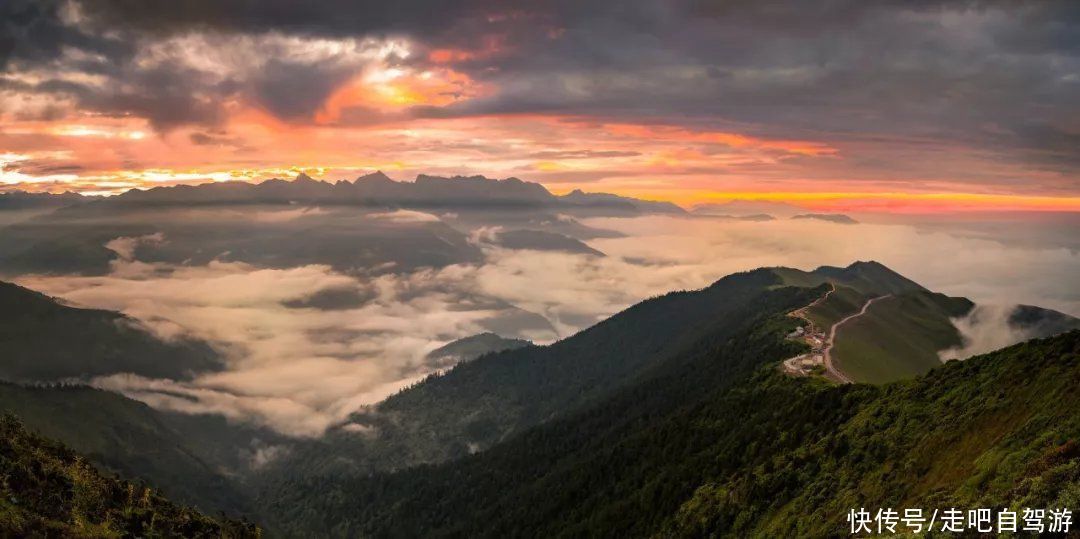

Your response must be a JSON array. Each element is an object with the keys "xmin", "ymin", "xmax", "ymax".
[{"xmin": 15, "ymin": 214, "xmax": 1078, "ymax": 436}]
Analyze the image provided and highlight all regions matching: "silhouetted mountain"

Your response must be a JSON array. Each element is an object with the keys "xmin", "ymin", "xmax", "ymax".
[
  {"xmin": 485, "ymin": 228, "xmax": 605, "ymax": 256},
  {"xmin": 0, "ymin": 200, "xmax": 484, "ymax": 275},
  {"xmin": 0, "ymin": 281, "xmax": 221, "ymax": 382},
  {"xmin": 0, "ymin": 190, "xmax": 93, "ymax": 210},
  {"xmin": 792, "ymin": 213, "xmax": 858, "ymax": 224},
  {"xmin": 1009, "ymin": 304, "xmax": 1080, "ymax": 336},
  {"xmin": 558, "ymin": 189, "xmax": 685, "ymax": 214},
  {"xmin": 0, "ymin": 173, "xmax": 680, "ymax": 275},
  {"xmin": 691, "ymin": 199, "xmax": 803, "ymax": 218},
  {"xmin": 95, "ymin": 173, "xmax": 678, "ymax": 214}
]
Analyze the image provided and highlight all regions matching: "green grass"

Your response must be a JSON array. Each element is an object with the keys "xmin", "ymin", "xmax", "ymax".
[
  {"xmin": 832, "ymin": 291, "xmax": 974, "ymax": 383},
  {"xmin": 770, "ymin": 267, "xmax": 827, "ymax": 289},
  {"xmin": 805, "ymin": 285, "xmax": 867, "ymax": 329}
]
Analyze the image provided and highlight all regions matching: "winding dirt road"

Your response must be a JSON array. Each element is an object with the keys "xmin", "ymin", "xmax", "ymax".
[
  {"xmin": 822, "ymin": 294, "xmax": 892, "ymax": 383},
  {"xmin": 790, "ymin": 283, "xmax": 835, "ymax": 320}
]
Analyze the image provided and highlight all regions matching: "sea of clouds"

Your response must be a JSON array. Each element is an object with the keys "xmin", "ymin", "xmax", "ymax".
[{"xmin": 17, "ymin": 213, "xmax": 1079, "ymax": 437}]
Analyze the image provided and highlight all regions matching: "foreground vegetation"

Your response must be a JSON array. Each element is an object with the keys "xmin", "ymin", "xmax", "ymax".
[{"xmin": 0, "ymin": 415, "xmax": 260, "ymax": 537}]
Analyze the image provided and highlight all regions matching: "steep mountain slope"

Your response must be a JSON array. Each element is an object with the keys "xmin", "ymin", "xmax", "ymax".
[
  {"xmin": 261, "ymin": 284, "xmax": 817, "ymax": 536},
  {"xmin": 670, "ymin": 331, "xmax": 1080, "ymax": 537},
  {"xmin": 0, "ymin": 384, "xmax": 261, "ymax": 515},
  {"xmin": 830, "ymin": 291, "xmax": 972, "ymax": 382},
  {"xmin": 0, "ymin": 281, "xmax": 221, "ymax": 382},
  {"xmin": 295, "ymin": 330, "xmax": 1079, "ymax": 538},
  {"xmin": 255, "ymin": 270, "xmax": 823, "ymax": 517},
  {"xmin": 424, "ymin": 332, "xmax": 532, "ymax": 368},
  {"xmin": 0, "ymin": 414, "xmax": 259, "ymax": 537}
]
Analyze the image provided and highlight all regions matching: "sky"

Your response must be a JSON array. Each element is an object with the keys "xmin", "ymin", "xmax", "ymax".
[{"xmin": 1, "ymin": 0, "xmax": 1079, "ymax": 211}]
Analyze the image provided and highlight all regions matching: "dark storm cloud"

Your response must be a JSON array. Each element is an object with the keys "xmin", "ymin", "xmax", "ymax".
[
  {"xmin": 0, "ymin": 0, "xmax": 133, "ymax": 69},
  {"xmin": 249, "ymin": 59, "xmax": 353, "ymax": 121},
  {"xmin": 2, "ymin": 0, "xmax": 1079, "ymax": 176}
]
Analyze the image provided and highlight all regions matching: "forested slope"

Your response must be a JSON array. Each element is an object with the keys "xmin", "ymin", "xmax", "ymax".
[
  {"xmin": 0, "ymin": 280, "xmax": 221, "ymax": 382},
  {"xmin": 257, "ymin": 269, "xmax": 818, "ymax": 487},
  {"xmin": 292, "ymin": 330, "xmax": 1080, "ymax": 538},
  {"xmin": 0, "ymin": 415, "xmax": 260, "ymax": 537},
  {"xmin": 260, "ymin": 279, "xmax": 821, "ymax": 535},
  {"xmin": 0, "ymin": 384, "xmax": 260, "ymax": 516}
]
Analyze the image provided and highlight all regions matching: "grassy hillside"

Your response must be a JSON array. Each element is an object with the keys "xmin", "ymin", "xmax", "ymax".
[
  {"xmin": 307, "ymin": 330, "xmax": 1079, "ymax": 538},
  {"xmin": 774, "ymin": 260, "xmax": 926, "ymax": 297},
  {"xmin": 805, "ymin": 285, "xmax": 867, "ymax": 329},
  {"xmin": 831, "ymin": 291, "xmax": 973, "ymax": 383},
  {"xmin": 0, "ymin": 415, "xmax": 259, "ymax": 537},
  {"xmin": 0, "ymin": 280, "xmax": 221, "ymax": 382}
]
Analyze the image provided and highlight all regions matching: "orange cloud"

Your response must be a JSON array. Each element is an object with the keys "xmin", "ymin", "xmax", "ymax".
[
  {"xmin": 604, "ymin": 123, "xmax": 837, "ymax": 156},
  {"xmin": 316, "ymin": 67, "xmax": 488, "ymax": 123},
  {"xmin": 427, "ymin": 34, "xmax": 510, "ymax": 65}
]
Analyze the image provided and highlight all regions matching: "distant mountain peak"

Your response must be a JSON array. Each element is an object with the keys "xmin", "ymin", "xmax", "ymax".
[
  {"xmin": 35, "ymin": 172, "xmax": 681, "ymax": 215},
  {"xmin": 791, "ymin": 213, "xmax": 858, "ymax": 224},
  {"xmin": 355, "ymin": 170, "xmax": 395, "ymax": 183},
  {"xmin": 425, "ymin": 332, "xmax": 532, "ymax": 368}
]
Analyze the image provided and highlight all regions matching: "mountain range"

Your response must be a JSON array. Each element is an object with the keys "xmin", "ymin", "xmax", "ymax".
[
  {"xmin": 59, "ymin": 172, "xmax": 684, "ymax": 213},
  {"xmin": 0, "ymin": 174, "xmax": 676, "ymax": 276}
]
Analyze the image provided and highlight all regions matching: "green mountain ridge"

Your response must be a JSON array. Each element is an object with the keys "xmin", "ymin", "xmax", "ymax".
[
  {"xmin": 0, "ymin": 281, "xmax": 222, "ymax": 382},
  {"xmin": 256, "ymin": 268, "xmax": 815, "ymax": 489},
  {"xmin": 292, "ymin": 329, "xmax": 1079, "ymax": 538}
]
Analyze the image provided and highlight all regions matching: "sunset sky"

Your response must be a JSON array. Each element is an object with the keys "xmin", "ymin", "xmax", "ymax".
[{"xmin": 2, "ymin": 0, "xmax": 1078, "ymax": 211}]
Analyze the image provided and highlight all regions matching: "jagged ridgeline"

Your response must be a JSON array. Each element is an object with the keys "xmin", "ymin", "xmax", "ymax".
[
  {"xmin": 0, "ymin": 415, "xmax": 259, "ymax": 537},
  {"xmin": 0, "ymin": 173, "xmax": 680, "ymax": 276}
]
